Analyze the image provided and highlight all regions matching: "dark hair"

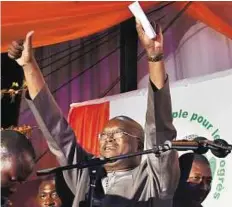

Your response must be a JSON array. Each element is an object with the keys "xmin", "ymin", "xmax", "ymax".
[
  {"xmin": 173, "ymin": 153, "xmax": 211, "ymax": 206},
  {"xmin": 38, "ymin": 174, "xmax": 74, "ymax": 207},
  {"xmin": 178, "ymin": 152, "xmax": 210, "ymax": 181},
  {"xmin": 1, "ymin": 129, "xmax": 36, "ymax": 179}
]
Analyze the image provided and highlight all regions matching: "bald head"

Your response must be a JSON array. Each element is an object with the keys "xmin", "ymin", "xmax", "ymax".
[
  {"xmin": 1, "ymin": 130, "xmax": 35, "ymax": 157},
  {"xmin": 107, "ymin": 116, "xmax": 144, "ymax": 148},
  {"xmin": 99, "ymin": 115, "xmax": 144, "ymax": 172}
]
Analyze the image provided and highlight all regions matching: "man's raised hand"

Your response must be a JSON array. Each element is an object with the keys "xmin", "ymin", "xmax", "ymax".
[
  {"xmin": 8, "ymin": 31, "xmax": 34, "ymax": 66},
  {"xmin": 136, "ymin": 19, "xmax": 163, "ymax": 57}
]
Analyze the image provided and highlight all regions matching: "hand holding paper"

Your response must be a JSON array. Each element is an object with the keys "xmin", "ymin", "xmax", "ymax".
[{"xmin": 129, "ymin": 1, "xmax": 156, "ymax": 39}]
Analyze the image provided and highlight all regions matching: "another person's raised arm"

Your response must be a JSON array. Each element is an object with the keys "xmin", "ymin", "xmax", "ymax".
[
  {"xmin": 8, "ymin": 31, "xmax": 44, "ymax": 99},
  {"xmin": 8, "ymin": 32, "xmax": 91, "ymax": 193}
]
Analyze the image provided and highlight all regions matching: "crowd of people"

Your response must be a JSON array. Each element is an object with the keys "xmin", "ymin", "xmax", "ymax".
[{"xmin": 1, "ymin": 19, "xmax": 213, "ymax": 207}]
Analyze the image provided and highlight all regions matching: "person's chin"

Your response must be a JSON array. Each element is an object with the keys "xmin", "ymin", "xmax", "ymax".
[
  {"xmin": 45, "ymin": 204, "xmax": 56, "ymax": 207},
  {"xmin": 102, "ymin": 149, "xmax": 119, "ymax": 158},
  {"xmin": 198, "ymin": 194, "xmax": 207, "ymax": 203},
  {"xmin": 104, "ymin": 159, "xmax": 125, "ymax": 172},
  {"xmin": 192, "ymin": 196, "xmax": 206, "ymax": 206}
]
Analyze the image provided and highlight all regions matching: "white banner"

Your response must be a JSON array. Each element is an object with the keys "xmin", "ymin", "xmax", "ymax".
[
  {"xmin": 108, "ymin": 69, "xmax": 232, "ymax": 206},
  {"xmin": 71, "ymin": 69, "xmax": 232, "ymax": 206}
]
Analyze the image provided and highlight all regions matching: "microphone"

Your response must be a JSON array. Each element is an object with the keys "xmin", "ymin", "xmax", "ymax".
[
  {"xmin": 204, "ymin": 139, "xmax": 232, "ymax": 158},
  {"xmin": 165, "ymin": 137, "xmax": 208, "ymax": 154},
  {"xmin": 37, "ymin": 137, "xmax": 231, "ymax": 177},
  {"xmin": 165, "ymin": 137, "xmax": 231, "ymax": 158}
]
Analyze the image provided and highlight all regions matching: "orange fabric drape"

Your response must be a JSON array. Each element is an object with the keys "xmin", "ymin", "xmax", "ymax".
[
  {"xmin": 2, "ymin": 2, "xmax": 232, "ymax": 52},
  {"xmin": 176, "ymin": 2, "xmax": 232, "ymax": 40},
  {"xmin": 68, "ymin": 102, "xmax": 110, "ymax": 156},
  {"xmin": 1, "ymin": 1, "xmax": 158, "ymax": 52}
]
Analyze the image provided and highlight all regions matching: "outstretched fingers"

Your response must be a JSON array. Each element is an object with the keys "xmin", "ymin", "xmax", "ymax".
[{"xmin": 156, "ymin": 24, "xmax": 163, "ymax": 43}]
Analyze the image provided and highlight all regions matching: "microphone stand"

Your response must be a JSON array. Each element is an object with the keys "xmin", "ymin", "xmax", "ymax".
[
  {"xmin": 35, "ymin": 141, "xmax": 214, "ymax": 207},
  {"xmin": 201, "ymin": 139, "xmax": 231, "ymax": 158},
  {"xmin": 36, "ymin": 143, "xmax": 186, "ymax": 176},
  {"xmin": 88, "ymin": 167, "xmax": 97, "ymax": 207}
]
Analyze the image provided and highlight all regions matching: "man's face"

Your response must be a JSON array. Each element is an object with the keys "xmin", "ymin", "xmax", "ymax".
[
  {"xmin": 1, "ymin": 150, "xmax": 34, "ymax": 199},
  {"xmin": 37, "ymin": 180, "xmax": 62, "ymax": 207},
  {"xmin": 99, "ymin": 119, "xmax": 141, "ymax": 171},
  {"xmin": 185, "ymin": 161, "xmax": 212, "ymax": 205}
]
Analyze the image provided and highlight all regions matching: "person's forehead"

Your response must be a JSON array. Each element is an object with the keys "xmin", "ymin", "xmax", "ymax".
[
  {"xmin": 0, "ymin": 145, "xmax": 12, "ymax": 158},
  {"xmin": 103, "ymin": 119, "xmax": 127, "ymax": 131},
  {"xmin": 1, "ymin": 157, "xmax": 14, "ymax": 171},
  {"xmin": 190, "ymin": 161, "xmax": 212, "ymax": 176},
  {"xmin": 1, "ymin": 154, "xmax": 17, "ymax": 166},
  {"xmin": 39, "ymin": 181, "xmax": 56, "ymax": 192}
]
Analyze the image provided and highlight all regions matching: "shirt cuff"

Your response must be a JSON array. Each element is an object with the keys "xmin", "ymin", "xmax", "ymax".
[{"xmin": 149, "ymin": 74, "xmax": 168, "ymax": 92}]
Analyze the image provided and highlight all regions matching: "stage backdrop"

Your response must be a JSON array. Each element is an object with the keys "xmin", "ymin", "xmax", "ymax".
[{"xmin": 69, "ymin": 69, "xmax": 232, "ymax": 207}]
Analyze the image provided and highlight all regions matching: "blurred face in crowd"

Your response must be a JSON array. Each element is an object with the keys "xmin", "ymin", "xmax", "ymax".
[
  {"xmin": 1, "ymin": 130, "xmax": 36, "ymax": 200},
  {"xmin": 1, "ymin": 148, "xmax": 34, "ymax": 199},
  {"xmin": 98, "ymin": 117, "xmax": 144, "ymax": 172},
  {"xmin": 174, "ymin": 154, "xmax": 212, "ymax": 207},
  {"xmin": 186, "ymin": 160, "xmax": 212, "ymax": 205},
  {"xmin": 1, "ymin": 153, "xmax": 18, "ymax": 199},
  {"xmin": 37, "ymin": 179, "xmax": 62, "ymax": 207}
]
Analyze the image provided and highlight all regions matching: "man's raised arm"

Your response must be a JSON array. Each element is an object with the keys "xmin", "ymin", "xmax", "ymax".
[
  {"xmin": 136, "ymin": 20, "xmax": 180, "ymax": 200},
  {"xmin": 8, "ymin": 32, "xmax": 91, "ymax": 193}
]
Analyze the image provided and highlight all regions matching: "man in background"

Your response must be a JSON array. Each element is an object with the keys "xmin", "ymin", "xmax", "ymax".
[
  {"xmin": 173, "ymin": 153, "xmax": 212, "ymax": 207},
  {"xmin": 37, "ymin": 173, "xmax": 74, "ymax": 207},
  {"xmin": 1, "ymin": 130, "xmax": 36, "ymax": 206},
  {"xmin": 37, "ymin": 176, "xmax": 62, "ymax": 207}
]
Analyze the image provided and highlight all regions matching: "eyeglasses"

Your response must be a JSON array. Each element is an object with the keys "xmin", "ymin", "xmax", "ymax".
[
  {"xmin": 188, "ymin": 176, "xmax": 212, "ymax": 185},
  {"xmin": 98, "ymin": 130, "xmax": 140, "ymax": 141}
]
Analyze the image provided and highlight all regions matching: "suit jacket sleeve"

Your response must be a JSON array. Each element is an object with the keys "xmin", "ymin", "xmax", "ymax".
[
  {"xmin": 25, "ymin": 84, "xmax": 92, "ymax": 194},
  {"xmin": 145, "ymin": 78, "xmax": 180, "ymax": 200}
]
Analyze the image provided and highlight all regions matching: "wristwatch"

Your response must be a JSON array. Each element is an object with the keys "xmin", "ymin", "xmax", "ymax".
[{"xmin": 147, "ymin": 53, "xmax": 164, "ymax": 62}]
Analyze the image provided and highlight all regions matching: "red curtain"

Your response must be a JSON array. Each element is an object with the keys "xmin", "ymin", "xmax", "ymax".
[{"xmin": 68, "ymin": 101, "xmax": 110, "ymax": 155}]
